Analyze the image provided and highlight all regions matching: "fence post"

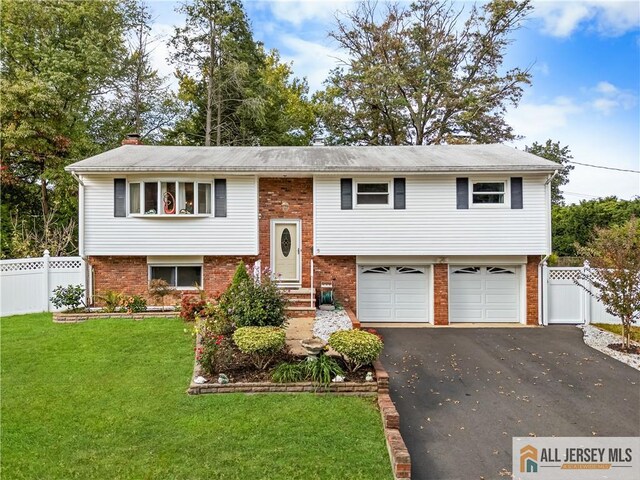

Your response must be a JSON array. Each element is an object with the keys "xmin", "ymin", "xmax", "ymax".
[
  {"xmin": 541, "ymin": 260, "xmax": 548, "ymax": 326},
  {"xmin": 43, "ymin": 249, "xmax": 50, "ymax": 312},
  {"xmin": 583, "ymin": 260, "xmax": 591, "ymax": 324}
]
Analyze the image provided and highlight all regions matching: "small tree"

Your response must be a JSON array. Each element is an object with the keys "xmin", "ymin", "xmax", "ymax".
[
  {"xmin": 576, "ymin": 218, "xmax": 640, "ymax": 351},
  {"xmin": 149, "ymin": 279, "xmax": 174, "ymax": 311}
]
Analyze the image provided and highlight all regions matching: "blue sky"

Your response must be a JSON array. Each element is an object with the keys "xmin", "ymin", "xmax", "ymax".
[{"xmin": 148, "ymin": 1, "xmax": 640, "ymax": 203}]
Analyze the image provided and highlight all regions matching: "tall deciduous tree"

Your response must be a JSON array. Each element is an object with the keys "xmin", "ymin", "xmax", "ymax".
[
  {"xmin": 576, "ymin": 218, "xmax": 640, "ymax": 351},
  {"xmin": 526, "ymin": 140, "xmax": 574, "ymax": 206},
  {"xmin": 90, "ymin": 1, "xmax": 180, "ymax": 148},
  {"xmin": 314, "ymin": 0, "xmax": 532, "ymax": 145},
  {"xmin": 168, "ymin": 0, "xmax": 264, "ymax": 146},
  {"xmin": 1, "ymin": 0, "xmax": 128, "ymax": 256}
]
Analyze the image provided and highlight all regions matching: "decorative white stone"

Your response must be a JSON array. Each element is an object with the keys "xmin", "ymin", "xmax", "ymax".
[
  {"xmin": 365, "ymin": 372, "xmax": 374, "ymax": 382},
  {"xmin": 193, "ymin": 376, "xmax": 207, "ymax": 384},
  {"xmin": 580, "ymin": 325, "xmax": 640, "ymax": 371},
  {"xmin": 313, "ymin": 309, "xmax": 352, "ymax": 341},
  {"xmin": 218, "ymin": 373, "xmax": 230, "ymax": 384},
  {"xmin": 332, "ymin": 375, "xmax": 345, "ymax": 383}
]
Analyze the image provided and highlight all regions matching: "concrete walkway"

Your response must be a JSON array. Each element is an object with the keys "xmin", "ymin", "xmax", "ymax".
[{"xmin": 286, "ymin": 317, "xmax": 315, "ymax": 356}]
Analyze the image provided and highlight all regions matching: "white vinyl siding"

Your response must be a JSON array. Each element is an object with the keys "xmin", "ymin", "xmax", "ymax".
[
  {"xmin": 314, "ymin": 175, "xmax": 549, "ymax": 255},
  {"xmin": 83, "ymin": 175, "xmax": 258, "ymax": 255}
]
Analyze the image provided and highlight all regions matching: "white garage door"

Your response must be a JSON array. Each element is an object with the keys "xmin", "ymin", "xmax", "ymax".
[
  {"xmin": 449, "ymin": 266, "xmax": 520, "ymax": 323},
  {"xmin": 358, "ymin": 266, "xmax": 429, "ymax": 323}
]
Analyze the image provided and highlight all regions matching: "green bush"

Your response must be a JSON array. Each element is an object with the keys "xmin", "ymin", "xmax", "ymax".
[
  {"xmin": 123, "ymin": 295, "xmax": 147, "ymax": 313},
  {"xmin": 219, "ymin": 262, "xmax": 287, "ymax": 328},
  {"xmin": 233, "ymin": 326, "xmax": 286, "ymax": 370},
  {"xmin": 328, "ymin": 329, "xmax": 384, "ymax": 372},
  {"xmin": 97, "ymin": 290, "xmax": 123, "ymax": 313},
  {"xmin": 198, "ymin": 302, "xmax": 234, "ymax": 335},
  {"xmin": 272, "ymin": 362, "xmax": 305, "ymax": 383},
  {"xmin": 198, "ymin": 333, "xmax": 233, "ymax": 376},
  {"xmin": 50, "ymin": 284, "xmax": 85, "ymax": 312}
]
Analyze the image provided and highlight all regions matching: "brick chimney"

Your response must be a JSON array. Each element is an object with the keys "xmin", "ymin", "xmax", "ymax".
[{"xmin": 122, "ymin": 133, "xmax": 142, "ymax": 145}]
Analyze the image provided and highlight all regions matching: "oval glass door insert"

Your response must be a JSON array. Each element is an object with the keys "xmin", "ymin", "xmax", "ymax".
[{"xmin": 281, "ymin": 228, "xmax": 292, "ymax": 257}]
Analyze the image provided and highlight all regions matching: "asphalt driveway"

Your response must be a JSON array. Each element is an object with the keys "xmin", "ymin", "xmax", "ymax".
[{"xmin": 379, "ymin": 326, "xmax": 640, "ymax": 480}]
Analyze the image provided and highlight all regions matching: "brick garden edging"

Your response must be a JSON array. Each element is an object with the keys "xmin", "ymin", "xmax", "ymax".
[
  {"xmin": 53, "ymin": 311, "xmax": 178, "ymax": 323},
  {"xmin": 374, "ymin": 360, "xmax": 411, "ymax": 480}
]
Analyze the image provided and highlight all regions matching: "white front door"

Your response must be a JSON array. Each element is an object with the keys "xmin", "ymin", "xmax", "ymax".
[
  {"xmin": 449, "ymin": 266, "xmax": 520, "ymax": 322},
  {"xmin": 358, "ymin": 266, "xmax": 429, "ymax": 322},
  {"xmin": 272, "ymin": 221, "xmax": 300, "ymax": 283}
]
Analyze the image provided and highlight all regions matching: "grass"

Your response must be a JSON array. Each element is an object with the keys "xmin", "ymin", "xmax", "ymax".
[
  {"xmin": 593, "ymin": 323, "xmax": 640, "ymax": 343},
  {"xmin": 1, "ymin": 313, "xmax": 392, "ymax": 479}
]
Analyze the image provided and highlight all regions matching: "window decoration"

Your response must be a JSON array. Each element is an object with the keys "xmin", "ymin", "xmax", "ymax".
[
  {"xmin": 163, "ymin": 191, "xmax": 176, "ymax": 214},
  {"xmin": 472, "ymin": 182, "xmax": 505, "ymax": 204},
  {"xmin": 452, "ymin": 267, "xmax": 480, "ymax": 274},
  {"xmin": 361, "ymin": 266, "xmax": 391, "ymax": 274},
  {"xmin": 397, "ymin": 267, "xmax": 425, "ymax": 274},
  {"xmin": 281, "ymin": 228, "xmax": 292, "ymax": 257},
  {"xmin": 149, "ymin": 265, "xmax": 202, "ymax": 288},
  {"xmin": 356, "ymin": 182, "xmax": 389, "ymax": 205},
  {"xmin": 487, "ymin": 267, "xmax": 515, "ymax": 275}
]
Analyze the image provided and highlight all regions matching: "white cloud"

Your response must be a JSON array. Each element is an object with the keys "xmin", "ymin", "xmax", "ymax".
[
  {"xmin": 590, "ymin": 80, "xmax": 638, "ymax": 114},
  {"xmin": 506, "ymin": 96, "xmax": 582, "ymax": 136},
  {"xmin": 532, "ymin": 1, "xmax": 640, "ymax": 38},
  {"xmin": 266, "ymin": 0, "xmax": 355, "ymax": 27},
  {"xmin": 277, "ymin": 35, "xmax": 343, "ymax": 92}
]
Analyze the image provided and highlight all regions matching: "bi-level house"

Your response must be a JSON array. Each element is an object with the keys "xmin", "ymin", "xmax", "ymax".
[{"xmin": 66, "ymin": 136, "xmax": 558, "ymax": 325}]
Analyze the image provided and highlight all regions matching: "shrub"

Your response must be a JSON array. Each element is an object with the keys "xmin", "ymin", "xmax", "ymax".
[
  {"xmin": 50, "ymin": 284, "xmax": 85, "ymax": 312},
  {"xmin": 219, "ymin": 262, "xmax": 287, "ymax": 328},
  {"xmin": 180, "ymin": 294, "xmax": 206, "ymax": 322},
  {"xmin": 233, "ymin": 326, "xmax": 286, "ymax": 370},
  {"xmin": 198, "ymin": 333, "xmax": 234, "ymax": 376},
  {"xmin": 272, "ymin": 362, "xmax": 305, "ymax": 383},
  {"xmin": 123, "ymin": 295, "xmax": 147, "ymax": 313},
  {"xmin": 328, "ymin": 329, "xmax": 384, "ymax": 372},
  {"xmin": 199, "ymin": 302, "xmax": 234, "ymax": 335},
  {"xmin": 149, "ymin": 279, "xmax": 174, "ymax": 311},
  {"xmin": 97, "ymin": 290, "xmax": 123, "ymax": 313}
]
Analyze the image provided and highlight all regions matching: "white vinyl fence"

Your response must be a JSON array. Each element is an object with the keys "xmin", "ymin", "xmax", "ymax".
[
  {"xmin": 542, "ymin": 263, "xmax": 620, "ymax": 325},
  {"xmin": 0, "ymin": 250, "xmax": 85, "ymax": 317}
]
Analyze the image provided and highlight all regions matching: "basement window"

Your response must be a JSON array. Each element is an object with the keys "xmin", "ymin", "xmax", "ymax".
[{"xmin": 149, "ymin": 265, "xmax": 203, "ymax": 289}]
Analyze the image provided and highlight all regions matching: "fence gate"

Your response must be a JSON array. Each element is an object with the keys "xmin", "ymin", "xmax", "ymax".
[
  {"xmin": 0, "ymin": 250, "xmax": 85, "ymax": 317},
  {"xmin": 542, "ymin": 264, "xmax": 619, "ymax": 325}
]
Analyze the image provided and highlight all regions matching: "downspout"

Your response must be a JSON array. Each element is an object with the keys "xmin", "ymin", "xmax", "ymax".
[
  {"xmin": 71, "ymin": 171, "xmax": 91, "ymax": 305},
  {"xmin": 538, "ymin": 170, "xmax": 557, "ymax": 325}
]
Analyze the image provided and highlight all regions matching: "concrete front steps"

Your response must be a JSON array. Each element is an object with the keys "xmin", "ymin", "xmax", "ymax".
[{"xmin": 283, "ymin": 287, "xmax": 315, "ymax": 319}]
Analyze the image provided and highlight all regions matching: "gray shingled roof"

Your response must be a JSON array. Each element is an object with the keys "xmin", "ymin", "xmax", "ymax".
[{"xmin": 65, "ymin": 144, "xmax": 559, "ymax": 173}]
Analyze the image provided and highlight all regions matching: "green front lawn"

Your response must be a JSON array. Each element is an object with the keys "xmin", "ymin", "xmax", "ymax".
[
  {"xmin": 593, "ymin": 323, "xmax": 640, "ymax": 343},
  {"xmin": 1, "ymin": 313, "xmax": 392, "ymax": 479}
]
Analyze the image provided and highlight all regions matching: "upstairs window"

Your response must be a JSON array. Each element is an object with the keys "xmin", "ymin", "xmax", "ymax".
[
  {"xmin": 130, "ymin": 181, "xmax": 212, "ymax": 215},
  {"xmin": 356, "ymin": 182, "xmax": 390, "ymax": 206},
  {"xmin": 471, "ymin": 181, "xmax": 505, "ymax": 205}
]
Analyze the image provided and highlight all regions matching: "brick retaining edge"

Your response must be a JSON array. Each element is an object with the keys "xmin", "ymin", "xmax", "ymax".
[
  {"xmin": 53, "ymin": 311, "xmax": 178, "ymax": 323},
  {"xmin": 374, "ymin": 360, "xmax": 411, "ymax": 480}
]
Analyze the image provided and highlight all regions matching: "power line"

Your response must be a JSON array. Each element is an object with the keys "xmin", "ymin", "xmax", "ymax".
[{"xmin": 567, "ymin": 160, "xmax": 640, "ymax": 174}]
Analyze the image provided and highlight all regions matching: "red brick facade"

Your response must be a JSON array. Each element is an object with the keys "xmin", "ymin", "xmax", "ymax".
[
  {"xmin": 258, "ymin": 177, "xmax": 313, "ymax": 286},
  {"xmin": 526, "ymin": 255, "xmax": 540, "ymax": 326},
  {"xmin": 433, "ymin": 264, "xmax": 449, "ymax": 325},
  {"xmin": 88, "ymin": 177, "xmax": 541, "ymax": 324}
]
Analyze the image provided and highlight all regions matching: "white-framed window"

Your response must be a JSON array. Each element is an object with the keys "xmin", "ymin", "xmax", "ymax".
[
  {"xmin": 149, "ymin": 265, "xmax": 203, "ymax": 288},
  {"xmin": 355, "ymin": 181, "xmax": 391, "ymax": 207},
  {"xmin": 129, "ymin": 181, "xmax": 212, "ymax": 215},
  {"xmin": 470, "ymin": 180, "xmax": 507, "ymax": 206}
]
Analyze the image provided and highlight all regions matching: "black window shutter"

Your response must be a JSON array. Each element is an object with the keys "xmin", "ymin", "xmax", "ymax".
[
  {"xmin": 214, "ymin": 179, "xmax": 227, "ymax": 217},
  {"xmin": 511, "ymin": 177, "xmax": 523, "ymax": 209},
  {"xmin": 340, "ymin": 178, "xmax": 353, "ymax": 210},
  {"xmin": 456, "ymin": 178, "xmax": 469, "ymax": 209},
  {"xmin": 394, "ymin": 178, "xmax": 406, "ymax": 209},
  {"xmin": 114, "ymin": 179, "xmax": 126, "ymax": 217}
]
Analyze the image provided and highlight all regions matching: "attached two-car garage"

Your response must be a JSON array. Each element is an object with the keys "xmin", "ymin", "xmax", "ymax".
[{"xmin": 357, "ymin": 264, "xmax": 522, "ymax": 324}]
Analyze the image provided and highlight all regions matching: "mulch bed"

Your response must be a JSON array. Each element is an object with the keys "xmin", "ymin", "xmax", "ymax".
[
  {"xmin": 198, "ymin": 341, "xmax": 374, "ymax": 384},
  {"xmin": 607, "ymin": 343, "xmax": 640, "ymax": 355}
]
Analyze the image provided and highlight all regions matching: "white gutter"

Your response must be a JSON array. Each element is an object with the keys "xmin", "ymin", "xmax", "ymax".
[{"xmin": 70, "ymin": 172, "xmax": 85, "ymax": 258}]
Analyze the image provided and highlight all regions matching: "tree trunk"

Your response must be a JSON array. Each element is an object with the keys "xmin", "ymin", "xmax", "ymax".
[
  {"xmin": 205, "ymin": 17, "xmax": 215, "ymax": 147},
  {"xmin": 216, "ymin": 80, "xmax": 221, "ymax": 146}
]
